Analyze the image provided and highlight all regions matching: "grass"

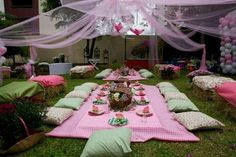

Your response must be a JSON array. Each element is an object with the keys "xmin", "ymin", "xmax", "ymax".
[{"xmin": 2, "ymin": 70, "xmax": 236, "ymax": 157}]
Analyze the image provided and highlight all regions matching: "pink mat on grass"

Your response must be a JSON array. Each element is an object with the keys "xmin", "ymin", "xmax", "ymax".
[
  {"xmin": 47, "ymin": 85, "xmax": 199, "ymax": 142},
  {"xmin": 215, "ymin": 82, "xmax": 236, "ymax": 108},
  {"xmin": 103, "ymin": 71, "xmax": 146, "ymax": 81}
]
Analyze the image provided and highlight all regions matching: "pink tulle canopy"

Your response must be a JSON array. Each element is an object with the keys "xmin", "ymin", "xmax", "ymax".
[{"xmin": 0, "ymin": 0, "xmax": 235, "ymax": 52}]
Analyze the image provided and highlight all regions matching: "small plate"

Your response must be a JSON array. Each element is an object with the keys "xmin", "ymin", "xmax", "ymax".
[
  {"xmin": 88, "ymin": 110, "xmax": 105, "ymax": 116},
  {"xmin": 108, "ymin": 118, "xmax": 128, "ymax": 126},
  {"xmin": 136, "ymin": 110, "xmax": 153, "ymax": 117}
]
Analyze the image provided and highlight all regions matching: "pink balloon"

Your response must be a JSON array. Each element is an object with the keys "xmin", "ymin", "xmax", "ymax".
[
  {"xmin": 222, "ymin": 19, "xmax": 229, "ymax": 26},
  {"xmin": 221, "ymin": 41, "xmax": 225, "ymax": 45},
  {"xmin": 233, "ymin": 40, "xmax": 236, "ymax": 44},
  {"xmin": 219, "ymin": 17, "xmax": 224, "ymax": 23},
  {"xmin": 225, "ymin": 54, "xmax": 232, "ymax": 60},
  {"xmin": 224, "ymin": 37, "xmax": 231, "ymax": 42},
  {"xmin": 229, "ymin": 21, "xmax": 236, "ymax": 27},
  {"xmin": 233, "ymin": 56, "xmax": 236, "ymax": 62},
  {"xmin": 220, "ymin": 57, "xmax": 225, "ymax": 62},
  {"xmin": 0, "ymin": 46, "xmax": 7, "ymax": 56},
  {"xmin": 226, "ymin": 60, "xmax": 232, "ymax": 64}
]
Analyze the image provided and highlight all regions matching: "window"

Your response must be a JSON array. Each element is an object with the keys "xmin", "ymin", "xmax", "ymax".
[{"xmin": 11, "ymin": 0, "xmax": 33, "ymax": 8}]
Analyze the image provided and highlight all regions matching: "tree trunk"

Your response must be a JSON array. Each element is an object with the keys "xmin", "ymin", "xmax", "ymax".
[{"xmin": 89, "ymin": 38, "xmax": 96, "ymax": 58}]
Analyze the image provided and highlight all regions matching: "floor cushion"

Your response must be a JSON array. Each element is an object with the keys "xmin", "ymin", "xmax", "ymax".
[
  {"xmin": 82, "ymin": 82, "xmax": 99, "ymax": 90},
  {"xmin": 54, "ymin": 98, "xmax": 84, "ymax": 110},
  {"xmin": 159, "ymin": 86, "xmax": 179, "ymax": 95},
  {"xmin": 173, "ymin": 111, "xmax": 225, "ymax": 131},
  {"xmin": 156, "ymin": 82, "xmax": 174, "ymax": 88},
  {"xmin": 167, "ymin": 99, "xmax": 199, "ymax": 112},
  {"xmin": 74, "ymin": 85, "xmax": 93, "ymax": 93},
  {"xmin": 80, "ymin": 128, "xmax": 132, "ymax": 157},
  {"xmin": 65, "ymin": 90, "xmax": 90, "ymax": 99},
  {"xmin": 141, "ymin": 71, "xmax": 154, "ymax": 78},
  {"xmin": 139, "ymin": 69, "xmax": 149, "ymax": 73},
  {"xmin": 164, "ymin": 92, "xmax": 189, "ymax": 102},
  {"xmin": 43, "ymin": 107, "xmax": 73, "ymax": 125}
]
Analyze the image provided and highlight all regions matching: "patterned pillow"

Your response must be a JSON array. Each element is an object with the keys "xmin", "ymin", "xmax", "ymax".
[
  {"xmin": 167, "ymin": 99, "xmax": 199, "ymax": 112},
  {"xmin": 173, "ymin": 111, "xmax": 225, "ymax": 131},
  {"xmin": 65, "ymin": 90, "xmax": 90, "ymax": 99},
  {"xmin": 54, "ymin": 98, "xmax": 84, "ymax": 110},
  {"xmin": 81, "ymin": 128, "xmax": 132, "ymax": 157},
  {"xmin": 164, "ymin": 92, "xmax": 189, "ymax": 102},
  {"xmin": 43, "ymin": 107, "xmax": 73, "ymax": 125},
  {"xmin": 82, "ymin": 82, "xmax": 99, "ymax": 90},
  {"xmin": 156, "ymin": 82, "xmax": 174, "ymax": 88}
]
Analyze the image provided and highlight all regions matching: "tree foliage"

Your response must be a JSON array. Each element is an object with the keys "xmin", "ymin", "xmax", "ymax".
[{"xmin": 41, "ymin": 0, "xmax": 61, "ymax": 12}]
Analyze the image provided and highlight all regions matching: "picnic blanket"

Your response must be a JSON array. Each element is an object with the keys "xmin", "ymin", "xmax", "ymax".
[
  {"xmin": 0, "ymin": 81, "xmax": 44, "ymax": 102},
  {"xmin": 103, "ymin": 71, "xmax": 146, "ymax": 81},
  {"xmin": 215, "ymin": 82, "xmax": 236, "ymax": 108},
  {"xmin": 30, "ymin": 75, "xmax": 65, "ymax": 87},
  {"xmin": 47, "ymin": 85, "xmax": 199, "ymax": 142}
]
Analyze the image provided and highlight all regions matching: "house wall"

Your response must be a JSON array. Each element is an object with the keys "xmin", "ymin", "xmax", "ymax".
[
  {"xmin": 4, "ymin": 0, "xmax": 39, "ymax": 21},
  {"xmin": 0, "ymin": 0, "xmax": 4, "ymax": 13}
]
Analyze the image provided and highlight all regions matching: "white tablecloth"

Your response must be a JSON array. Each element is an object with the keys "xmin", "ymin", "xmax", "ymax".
[{"xmin": 49, "ymin": 63, "xmax": 72, "ymax": 75}]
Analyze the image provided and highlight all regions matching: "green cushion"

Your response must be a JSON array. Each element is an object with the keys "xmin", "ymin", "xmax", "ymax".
[
  {"xmin": 74, "ymin": 85, "xmax": 93, "ymax": 93},
  {"xmin": 141, "ymin": 71, "xmax": 154, "ymax": 78},
  {"xmin": 94, "ymin": 71, "xmax": 110, "ymax": 79},
  {"xmin": 54, "ymin": 98, "xmax": 84, "ymax": 110},
  {"xmin": 81, "ymin": 128, "xmax": 132, "ymax": 157},
  {"xmin": 167, "ymin": 99, "xmax": 199, "ymax": 112},
  {"xmin": 159, "ymin": 86, "xmax": 179, "ymax": 95},
  {"xmin": 82, "ymin": 82, "xmax": 98, "ymax": 90},
  {"xmin": 139, "ymin": 69, "xmax": 149, "ymax": 73}
]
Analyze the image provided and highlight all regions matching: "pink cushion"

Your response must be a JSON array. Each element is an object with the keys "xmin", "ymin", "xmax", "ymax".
[
  {"xmin": 30, "ymin": 75, "xmax": 65, "ymax": 87},
  {"xmin": 215, "ymin": 82, "xmax": 236, "ymax": 108},
  {"xmin": 174, "ymin": 66, "xmax": 181, "ymax": 71}
]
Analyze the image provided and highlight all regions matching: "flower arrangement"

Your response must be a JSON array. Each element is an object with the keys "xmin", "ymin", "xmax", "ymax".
[
  {"xmin": 159, "ymin": 65, "xmax": 175, "ymax": 79},
  {"xmin": 0, "ymin": 100, "xmax": 46, "ymax": 150}
]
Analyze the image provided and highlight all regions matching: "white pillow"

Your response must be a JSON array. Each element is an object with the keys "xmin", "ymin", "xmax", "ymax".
[
  {"xmin": 173, "ymin": 111, "xmax": 225, "ymax": 131},
  {"xmin": 43, "ymin": 107, "xmax": 73, "ymax": 125},
  {"xmin": 82, "ymin": 82, "xmax": 99, "ymax": 90},
  {"xmin": 65, "ymin": 90, "xmax": 90, "ymax": 99},
  {"xmin": 164, "ymin": 92, "xmax": 189, "ymax": 102}
]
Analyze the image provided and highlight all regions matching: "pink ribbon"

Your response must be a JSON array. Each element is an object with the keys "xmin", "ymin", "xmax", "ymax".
[{"xmin": 130, "ymin": 28, "xmax": 144, "ymax": 35}]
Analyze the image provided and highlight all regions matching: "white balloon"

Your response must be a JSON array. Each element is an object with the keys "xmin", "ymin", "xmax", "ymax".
[
  {"xmin": 225, "ymin": 64, "xmax": 233, "ymax": 72},
  {"xmin": 225, "ymin": 43, "xmax": 232, "ymax": 48},
  {"xmin": 233, "ymin": 51, "xmax": 236, "ymax": 56},
  {"xmin": 231, "ymin": 46, "xmax": 236, "ymax": 51},
  {"xmin": 232, "ymin": 62, "xmax": 236, "ymax": 68},
  {"xmin": 225, "ymin": 49, "xmax": 231, "ymax": 53},
  {"xmin": 230, "ymin": 68, "xmax": 236, "ymax": 74},
  {"xmin": 220, "ymin": 46, "xmax": 225, "ymax": 51},
  {"xmin": 220, "ymin": 63, "xmax": 225, "ymax": 68},
  {"xmin": 221, "ymin": 52, "xmax": 225, "ymax": 56}
]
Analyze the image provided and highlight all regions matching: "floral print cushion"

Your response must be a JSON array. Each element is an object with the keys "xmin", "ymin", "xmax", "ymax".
[
  {"xmin": 193, "ymin": 75, "xmax": 235, "ymax": 91},
  {"xmin": 164, "ymin": 92, "xmax": 189, "ymax": 102},
  {"xmin": 173, "ymin": 111, "xmax": 225, "ymax": 131},
  {"xmin": 44, "ymin": 107, "xmax": 74, "ymax": 125}
]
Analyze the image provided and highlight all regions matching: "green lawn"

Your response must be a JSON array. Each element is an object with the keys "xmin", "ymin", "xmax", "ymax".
[{"xmin": 2, "ymin": 70, "xmax": 236, "ymax": 157}]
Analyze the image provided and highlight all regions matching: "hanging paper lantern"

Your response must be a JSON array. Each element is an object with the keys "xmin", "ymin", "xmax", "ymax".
[
  {"xmin": 130, "ymin": 28, "xmax": 144, "ymax": 35},
  {"xmin": 0, "ymin": 46, "xmax": 7, "ymax": 56}
]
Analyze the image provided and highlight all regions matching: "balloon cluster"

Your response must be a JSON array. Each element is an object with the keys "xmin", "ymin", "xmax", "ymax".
[
  {"xmin": 219, "ymin": 14, "xmax": 236, "ymax": 74},
  {"xmin": 0, "ymin": 46, "xmax": 7, "ymax": 56}
]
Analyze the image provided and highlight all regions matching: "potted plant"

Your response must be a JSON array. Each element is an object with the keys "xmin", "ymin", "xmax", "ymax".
[
  {"xmin": 0, "ymin": 100, "xmax": 47, "ymax": 154},
  {"xmin": 159, "ymin": 65, "xmax": 175, "ymax": 80},
  {"xmin": 53, "ymin": 56, "xmax": 60, "ymax": 63}
]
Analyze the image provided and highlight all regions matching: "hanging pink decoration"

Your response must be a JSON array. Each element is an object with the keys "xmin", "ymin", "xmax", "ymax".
[
  {"xmin": 130, "ymin": 28, "xmax": 144, "ymax": 35},
  {"xmin": 114, "ymin": 23, "xmax": 123, "ymax": 33},
  {"xmin": 0, "ymin": 46, "xmax": 7, "ymax": 56}
]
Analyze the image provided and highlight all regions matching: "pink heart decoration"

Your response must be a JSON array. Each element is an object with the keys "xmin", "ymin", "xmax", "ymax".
[
  {"xmin": 114, "ymin": 23, "xmax": 123, "ymax": 33},
  {"xmin": 0, "ymin": 46, "xmax": 7, "ymax": 56},
  {"xmin": 130, "ymin": 28, "xmax": 144, "ymax": 35}
]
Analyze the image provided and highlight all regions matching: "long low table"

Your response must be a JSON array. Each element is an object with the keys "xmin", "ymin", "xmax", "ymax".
[{"xmin": 47, "ymin": 85, "xmax": 199, "ymax": 142}]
